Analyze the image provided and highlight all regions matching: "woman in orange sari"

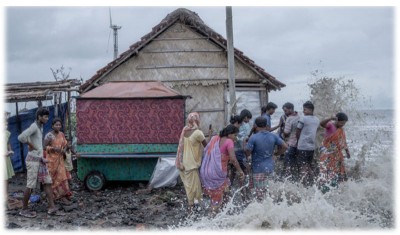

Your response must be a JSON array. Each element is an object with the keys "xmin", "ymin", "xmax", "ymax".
[
  {"xmin": 317, "ymin": 112, "xmax": 350, "ymax": 193},
  {"xmin": 44, "ymin": 118, "xmax": 72, "ymax": 205}
]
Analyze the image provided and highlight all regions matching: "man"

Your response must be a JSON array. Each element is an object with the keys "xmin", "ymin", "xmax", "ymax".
[
  {"xmin": 296, "ymin": 101, "xmax": 320, "ymax": 187},
  {"xmin": 229, "ymin": 111, "xmax": 251, "ymax": 202},
  {"xmin": 245, "ymin": 117, "xmax": 288, "ymax": 201},
  {"xmin": 237, "ymin": 109, "xmax": 253, "ymax": 176},
  {"xmin": 274, "ymin": 102, "xmax": 291, "ymax": 180},
  {"xmin": 18, "ymin": 107, "xmax": 63, "ymax": 217},
  {"xmin": 282, "ymin": 102, "xmax": 300, "ymax": 182},
  {"xmin": 261, "ymin": 102, "xmax": 280, "ymax": 132}
]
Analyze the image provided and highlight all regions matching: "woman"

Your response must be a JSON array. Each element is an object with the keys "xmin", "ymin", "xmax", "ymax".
[
  {"xmin": 318, "ymin": 112, "xmax": 350, "ymax": 193},
  {"xmin": 5, "ymin": 120, "xmax": 18, "ymax": 208},
  {"xmin": 175, "ymin": 112, "xmax": 207, "ymax": 212},
  {"xmin": 228, "ymin": 115, "xmax": 244, "ymax": 183},
  {"xmin": 200, "ymin": 124, "xmax": 245, "ymax": 214},
  {"xmin": 44, "ymin": 118, "xmax": 72, "ymax": 205}
]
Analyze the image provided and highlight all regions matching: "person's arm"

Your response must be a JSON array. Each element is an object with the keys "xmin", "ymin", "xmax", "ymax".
[
  {"xmin": 320, "ymin": 116, "xmax": 336, "ymax": 128},
  {"xmin": 276, "ymin": 141, "xmax": 288, "ymax": 156},
  {"xmin": 70, "ymin": 147, "xmax": 77, "ymax": 155},
  {"xmin": 7, "ymin": 141, "xmax": 14, "ymax": 157},
  {"xmin": 244, "ymin": 137, "xmax": 253, "ymax": 166},
  {"xmin": 295, "ymin": 128, "xmax": 302, "ymax": 145},
  {"xmin": 201, "ymin": 139, "xmax": 207, "ymax": 147},
  {"xmin": 295, "ymin": 117, "xmax": 304, "ymax": 146},
  {"xmin": 228, "ymin": 146, "xmax": 245, "ymax": 180},
  {"xmin": 197, "ymin": 130, "xmax": 207, "ymax": 147},
  {"xmin": 270, "ymin": 125, "xmax": 280, "ymax": 132},
  {"xmin": 345, "ymin": 148, "xmax": 351, "ymax": 158},
  {"xmin": 44, "ymin": 133, "xmax": 63, "ymax": 154},
  {"xmin": 18, "ymin": 123, "xmax": 38, "ymax": 151}
]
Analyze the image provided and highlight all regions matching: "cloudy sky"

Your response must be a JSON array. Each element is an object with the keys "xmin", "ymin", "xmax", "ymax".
[{"xmin": 3, "ymin": 4, "xmax": 396, "ymax": 111}]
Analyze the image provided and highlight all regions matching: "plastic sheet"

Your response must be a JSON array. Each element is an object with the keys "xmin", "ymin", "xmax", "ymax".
[{"xmin": 148, "ymin": 157, "xmax": 179, "ymax": 188}]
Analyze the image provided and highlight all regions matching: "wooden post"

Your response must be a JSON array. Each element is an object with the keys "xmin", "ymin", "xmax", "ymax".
[
  {"xmin": 15, "ymin": 102, "xmax": 25, "ymax": 171},
  {"xmin": 54, "ymin": 93, "xmax": 58, "ymax": 117},
  {"xmin": 226, "ymin": 6, "xmax": 236, "ymax": 120},
  {"xmin": 67, "ymin": 91, "xmax": 72, "ymax": 140}
]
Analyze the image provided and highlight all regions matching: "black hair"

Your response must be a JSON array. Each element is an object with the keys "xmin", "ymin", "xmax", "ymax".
[
  {"xmin": 239, "ymin": 109, "xmax": 252, "ymax": 119},
  {"xmin": 255, "ymin": 116, "xmax": 267, "ymax": 128},
  {"xmin": 262, "ymin": 102, "xmax": 278, "ymax": 113},
  {"xmin": 267, "ymin": 102, "xmax": 278, "ymax": 110},
  {"xmin": 36, "ymin": 107, "xmax": 50, "ymax": 120},
  {"xmin": 282, "ymin": 102, "xmax": 294, "ymax": 110},
  {"xmin": 219, "ymin": 124, "xmax": 239, "ymax": 137},
  {"xmin": 52, "ymin": 117, "xmax": 62, "ymax": 126},
  {"xmin": 303, "ymin": 101, "xmax": 314, "ymax": 111},
  {"xmin": 336, "ymin": 112, "xmax": 348, "ymax": 122},
  {"xmin": 230, "ymin": 115, "xmax": 243, "ymax": 125}
]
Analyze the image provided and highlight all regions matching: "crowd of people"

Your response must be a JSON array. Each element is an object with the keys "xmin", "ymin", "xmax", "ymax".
[
  {"xmin": 176, "ymin": 101, "xmax": 351, "ymax": 215},
  {"xmin": 5, "ymin": 101, "xmax": 351, "ymax": 218}
]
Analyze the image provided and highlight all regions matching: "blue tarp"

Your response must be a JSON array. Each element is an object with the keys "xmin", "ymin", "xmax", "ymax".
[{"xmin": 7, "ymin": 103, "xmax": 68, "ymax": 172}]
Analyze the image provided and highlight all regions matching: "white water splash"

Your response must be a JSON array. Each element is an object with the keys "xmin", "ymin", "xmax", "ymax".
[{"xmin": 171, "ymin": 76, "xmax": 394, "ymax": 230}]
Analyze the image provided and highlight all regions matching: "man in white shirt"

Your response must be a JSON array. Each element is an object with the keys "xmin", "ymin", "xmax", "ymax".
[{"xmin": 296, "ymin": 101, "xmax": 320, "ymax": 186}]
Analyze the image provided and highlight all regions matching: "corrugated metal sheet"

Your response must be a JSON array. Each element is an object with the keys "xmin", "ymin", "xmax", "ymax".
[{"xmin": 80, "ymin": 81, "xmax": 183, "ymax": 98}]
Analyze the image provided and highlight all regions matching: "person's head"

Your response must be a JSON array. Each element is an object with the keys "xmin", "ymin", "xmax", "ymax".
[
  {"xmin": 282, "ymin": 102, "xmax": 294, "ymax": 116},
  {"xmin": 302, "ymin": 101, "xmax": 314, "ymax": 116},
  {"xmin": 335, "ymin": 112, "xmax": 348, "ymax": 128},
  {"xmin": 186, "ymin": 112, "xmax": 200, "ymax": 129},
  {"xmin": 261, "ymin": 102, "xmax": 278, "ymax": 115},
  {"xmin": 239, "ymin": 109, "xmax": 252, "ymax": 123},
  {"xmin": 36, "ymin": 107, "xmax": 50, "ymax": 124},
  {"xmin": 254, "ymin": 116, "xmax": 267, "ymax": 130},
  {"xmin": 219, "ymin": 124, "xmax": 239, "ymax": 140},
  {"xmin": 229, "ymin": 115, "xmax": 243, "ymax": 128},
  {"xmin": 66, "ymin": 139, "xmax": 72, "ymax": 149},
  {"xmin": 52, "ymin": 117, "xmax": 63, "ymax": 132}
]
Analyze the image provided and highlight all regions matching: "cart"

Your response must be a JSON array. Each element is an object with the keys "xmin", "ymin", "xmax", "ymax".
[{"xmin": 75, "ymin": 81, "xmax": 186, "ymax": 190}]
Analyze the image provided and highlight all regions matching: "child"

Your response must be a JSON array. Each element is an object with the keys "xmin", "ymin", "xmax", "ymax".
[{"xmin": 64, "ymin": 139, "xmax": 76, "ymax": 188}]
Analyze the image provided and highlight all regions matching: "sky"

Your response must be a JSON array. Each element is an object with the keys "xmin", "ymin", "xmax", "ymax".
[
  {"xmin": 0, "ymin": 1, "xmax": 399, "ymax": 232},
  {"xmin": 1, "ymin": 2, "xmax": 397, "ymax": 114}
]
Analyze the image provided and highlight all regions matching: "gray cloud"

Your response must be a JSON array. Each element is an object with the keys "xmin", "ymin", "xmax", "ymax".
[{"xmin": 4, "ymin": 6, "xmax": 394, "ymax": 109}]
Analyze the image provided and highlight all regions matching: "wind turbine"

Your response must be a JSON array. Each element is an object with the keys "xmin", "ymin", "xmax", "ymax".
[{"xmin": 108, "ymin": 8, "xmax": 122, "ymax": 60}]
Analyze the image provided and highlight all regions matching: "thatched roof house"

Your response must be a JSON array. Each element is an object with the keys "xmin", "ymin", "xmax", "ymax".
[{"xmin": 80, "ymin": 8, "xmax": 285, "ymax": 132}]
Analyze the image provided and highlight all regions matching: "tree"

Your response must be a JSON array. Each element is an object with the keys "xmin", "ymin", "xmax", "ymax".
[{"xmin": 50, "ymin": 65, "xmax": 71, "ymax": 81}]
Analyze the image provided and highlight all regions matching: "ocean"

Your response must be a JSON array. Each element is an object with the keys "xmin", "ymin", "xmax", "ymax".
[{"xmin": 173, "ymin": 109, "xmax": 394, "ymax": 230}]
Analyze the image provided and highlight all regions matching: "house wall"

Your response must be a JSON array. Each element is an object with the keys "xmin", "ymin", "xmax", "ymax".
[{"xmin": 99, "ymin": 22, "xmax": 267, "ymax": 132}]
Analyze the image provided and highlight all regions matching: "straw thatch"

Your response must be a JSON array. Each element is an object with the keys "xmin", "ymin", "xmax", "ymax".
[{"xmin": 5, "ymin": 79, "xmax": 81, "ymax": 103}]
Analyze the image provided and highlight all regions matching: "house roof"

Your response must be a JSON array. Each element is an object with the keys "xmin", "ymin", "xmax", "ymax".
[
  {"xmin": 80, "ymin": 8, "xmax": 285, "ymax": 93},
  {"xmin": 79, "ymin": 81, "xmax": 185, "ymax": 99},
  {"xmin": 5, "ymin": 79, "xmax": 81, "ymax": 103}
]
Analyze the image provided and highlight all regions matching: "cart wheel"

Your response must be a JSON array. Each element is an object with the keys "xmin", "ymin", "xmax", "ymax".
[{"xmin": 85, "ymin": 171, "xmax": 106, "ymax": 191}]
